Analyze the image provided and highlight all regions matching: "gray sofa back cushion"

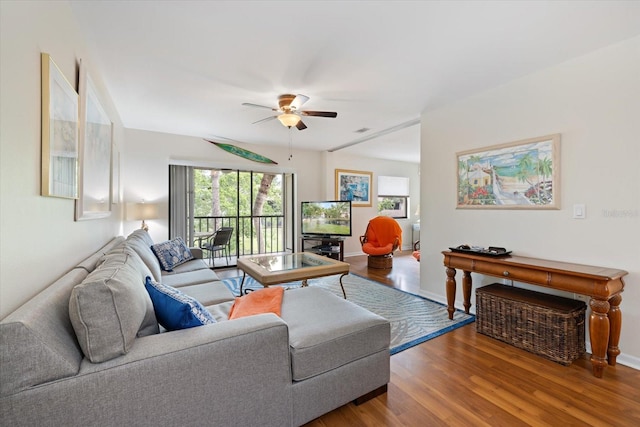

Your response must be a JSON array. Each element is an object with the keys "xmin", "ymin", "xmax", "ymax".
[
  {"xmin": 76, "ymin": 236, "xmax": 126, "ymax": 272},
  {"xmin": 97, "ymin": 246, "xmax": 159, "ymax": 337},
  {"xmin": 69, "ymin": 252, "xmax": 156, "ymax": 363},
  {"xmin": 1, "ymin": 237, "xmax": 124, "ymax": 397},
  {"xmin": 125, "ymin": 230, "xmax": 162, "ymax": 282}
]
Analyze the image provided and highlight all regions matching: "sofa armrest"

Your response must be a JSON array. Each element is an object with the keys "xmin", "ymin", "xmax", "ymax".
[
  {"xmin": 189, "ymin": 247, "xmax": 203, "ymax": 259},
  {"xmin": 1, "ymin": 314, "xmax": 293, "ymax": 426}
]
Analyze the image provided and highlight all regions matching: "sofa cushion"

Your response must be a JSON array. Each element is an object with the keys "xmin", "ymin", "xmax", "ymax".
[
  {"xmin": 98, "ymin": 245, "xmax": 160, "ymax": 337},
  {"xmin": 128, "ymin": 228, "xmax": 155, "ymax": 247},
  {"xmin": 229, "ymin": 287, "xmax": 284, "ymax": 320},
  {"xmin": 151, "ymin": 237, "xmax": 194, "ymax": 271},
  {"xmin": 160, "ymin": 268, "xmax": 218, "ymax": 288},
  {"xmin": 165, "ymin": 257, "xmax": 210, "ymax": 274},
  {"xmin": 144, "ymin": 277, "xmax": 216, "ymax": 331},
  {"xmin": 126, "ymin": 232, "xmax": 162, "ymax": 282},
  {"xmin": 206, "ymin": 301, "xmax": 234, "ymax": 322},
  {"xmin": 102, "ymin": 244, "xmax": 154, "ymax": 277},
  {"xmin": 69, "ymin": 253, "xmax": 158, "ymax": 363},
  {"xmin": 178, "ymin": 281, "xmax": 235, "ymax": 306},
  {"xmin": 281, "ymin": 287, "xmax": 390, "ymax": 381},
  {"xmin": 76, "ymin": 236, "xmax": 126, "ymax": 272}
]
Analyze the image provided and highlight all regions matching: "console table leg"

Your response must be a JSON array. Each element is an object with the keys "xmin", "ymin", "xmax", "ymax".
[
  {"xmin": 607, "ymin": 294, "xmax": 622, "ymax": 366},
  {"xmin": 462, "ymin": 271, "xmax": 472, "ymax": 314},
  {"xmin": 589, "ymin": 298, "xmax": 611, "ymax": 378},
  {"xmin": 446, "ymin": 267, "xmax": 456, "ymax": 320}
]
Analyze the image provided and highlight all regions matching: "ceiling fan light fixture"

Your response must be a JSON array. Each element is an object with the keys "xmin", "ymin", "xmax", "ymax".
[{"xmin": 277, "ymin": 113, "xmax": 300, "ymax": 128}]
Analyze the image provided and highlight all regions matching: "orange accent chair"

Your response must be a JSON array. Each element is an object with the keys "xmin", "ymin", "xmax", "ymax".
[{"xmin": 359, "ymin": 216, "xmax": 403, "ymax": 269}]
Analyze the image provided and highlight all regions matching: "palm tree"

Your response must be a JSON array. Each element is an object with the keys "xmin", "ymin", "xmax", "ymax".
[
  {"xmin": 458, "ymin": 159, "xmax": 470, "ymax": 202},
  {"xmin": 516, "ymin": 152, "xmax": 540, "ymax": 201},
  {"xmin": 537, "ymin": 157, "xmax": 553, "ymax": 180},
  {"xmin": 536, "ymin": 157, "xmax": 553, "ymax": 203},
  {"xmin": 253, "ymin": 173, "xmax": 275, "ymax": 253}
]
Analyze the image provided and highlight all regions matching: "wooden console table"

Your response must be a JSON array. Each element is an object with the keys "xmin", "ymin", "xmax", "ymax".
[{"xmin": 442, "ymin": 251, "xmax": 628, "ymax": 378}]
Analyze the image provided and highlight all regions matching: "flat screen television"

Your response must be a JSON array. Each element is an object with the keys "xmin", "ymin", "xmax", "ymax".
[{"xmin": 301, "ymin": 200, "xmax": 352, "ymax": 237}]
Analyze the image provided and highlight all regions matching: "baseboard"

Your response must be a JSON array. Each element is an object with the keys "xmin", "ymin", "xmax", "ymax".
[{"xmin": 418, "ymin": 290, "xmax": 640, "ymax": 372}]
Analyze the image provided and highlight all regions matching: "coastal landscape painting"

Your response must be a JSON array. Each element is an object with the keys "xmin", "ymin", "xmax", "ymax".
[
  {"xmin": 335, "ymin": 169, "xmax": 372, "ymax": 207},
  {"xmin": 457, "ymin": 134, "xmax": 560, "ymax": 209}
]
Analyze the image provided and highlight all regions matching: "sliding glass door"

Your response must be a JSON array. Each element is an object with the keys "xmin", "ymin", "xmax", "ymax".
[{"xmin": 188, "ymin": 168, "xmax": 289, "ymax": 266}]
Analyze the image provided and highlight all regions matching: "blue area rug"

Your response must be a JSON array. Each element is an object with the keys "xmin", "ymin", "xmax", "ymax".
[{"xmin": 221, "ymin": 274, "xmax": 475, "ymax": 355}]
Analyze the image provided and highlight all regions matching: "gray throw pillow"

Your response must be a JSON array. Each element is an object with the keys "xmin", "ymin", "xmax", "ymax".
[{"xmin": 69, "ymin": 254, "xmax": 154, "ymax": 363}]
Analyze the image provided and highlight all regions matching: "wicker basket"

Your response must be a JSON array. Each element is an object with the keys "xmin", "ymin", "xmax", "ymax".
[
  {"xmin": 368, "ymin": 254, "xmax": 393, "ymax": 269},
  {"xmin": 476, "ymin": 284, "xmax": 586, "ymax": 365}
]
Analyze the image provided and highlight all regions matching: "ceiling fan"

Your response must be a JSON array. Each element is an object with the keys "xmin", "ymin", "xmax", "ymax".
[{"xmin": 242, "ymin": 94, "xmax": 337, "ymax": 130}]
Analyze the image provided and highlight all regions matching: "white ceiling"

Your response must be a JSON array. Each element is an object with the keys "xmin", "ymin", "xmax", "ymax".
[{"xmin": 69, "ymin": 1, "xmax": 640, "ymax": 164}]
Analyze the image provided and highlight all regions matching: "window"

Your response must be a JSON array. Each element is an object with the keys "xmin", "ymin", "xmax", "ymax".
[
  {"xmin": 377, "ymin": 196, "xmax": 408, "ymax": 218},
  {"xmin": 377, "ymin": 176, "xmax": 409, "ymax": 219}
]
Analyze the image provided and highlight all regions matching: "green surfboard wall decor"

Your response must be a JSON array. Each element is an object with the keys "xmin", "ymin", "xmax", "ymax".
[{"xmin": 205, "ymin": 139, "xmax": 278, "ymax": 165}]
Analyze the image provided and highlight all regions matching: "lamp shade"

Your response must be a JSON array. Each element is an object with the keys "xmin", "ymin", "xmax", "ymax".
[
  {"xmin": 126, "ymin": 202, "xmax": 159, "ymax": 220},
  {"xmin": 138, "ymin": 203, "xmax": 159, "ymax": 220}
]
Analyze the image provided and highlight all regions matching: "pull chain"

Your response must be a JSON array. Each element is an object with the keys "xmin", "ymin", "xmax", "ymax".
[{"xmin": 288, "ymin": 127, "xmax": 293, "ymax": 160}]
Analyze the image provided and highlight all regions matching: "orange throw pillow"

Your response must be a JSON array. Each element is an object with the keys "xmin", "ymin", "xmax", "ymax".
[{"xmin": 228, "ymin": 287, "xmax": 284, "ymax": 320}]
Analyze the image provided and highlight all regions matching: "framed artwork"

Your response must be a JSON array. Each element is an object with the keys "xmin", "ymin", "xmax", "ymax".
[
  {"xmin": 75, "ymin": 60, "xmax": 113, "ymax": 220},
  {"xmin": 335, "ymin": 169, "xmax": 373, "ymax": 207},
  {"xmin": 456, "ymin": 134, "xmax": 560, "ymax": 209},
  {"xmin": 111, "ymin": 148, "xmax": 121, "ymax": 205},
  {"xmin": 41, "ymin": 53, "xmax": 79, "ymax": 199}
]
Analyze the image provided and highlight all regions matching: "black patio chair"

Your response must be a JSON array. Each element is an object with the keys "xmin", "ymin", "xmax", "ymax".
[{"xmin": 200, "ymin": 227, "xmax": 233, "ymax": 267}]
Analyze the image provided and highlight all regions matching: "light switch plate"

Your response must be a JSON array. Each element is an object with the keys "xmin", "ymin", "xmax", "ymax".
[{"xmin": 573, "ymin": 204, "xmax": 586, "ymax": 219}]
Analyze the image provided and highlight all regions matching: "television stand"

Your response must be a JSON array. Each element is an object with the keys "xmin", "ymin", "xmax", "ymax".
[{"xmin": 301, "ymin": 236, "xmax": 345, "ymax": 261}]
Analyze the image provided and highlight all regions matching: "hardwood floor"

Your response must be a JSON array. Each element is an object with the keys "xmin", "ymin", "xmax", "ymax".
[{"xmin": 216, "ymin": 252, "xmax": 640, "ymax": 426}]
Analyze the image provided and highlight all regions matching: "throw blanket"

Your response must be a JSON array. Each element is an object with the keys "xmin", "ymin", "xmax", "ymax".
[{"xmin": 228, "ymin": 287, "xmax": 284, "ymax": 320}]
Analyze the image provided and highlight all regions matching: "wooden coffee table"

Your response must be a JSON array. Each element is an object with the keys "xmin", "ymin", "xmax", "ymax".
[{"xmin": 237, "ymin": 252, "xmax": 349, "ymax": 298}]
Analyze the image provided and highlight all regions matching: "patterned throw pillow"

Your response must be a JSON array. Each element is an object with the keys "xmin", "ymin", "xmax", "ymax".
[
  {"xmin": 150, "ymin": 237, "xmax": 194, "ymax": 271},
  {"xmin": 144, "ymin": 277, "xmax": 216, "ymax": 331}
]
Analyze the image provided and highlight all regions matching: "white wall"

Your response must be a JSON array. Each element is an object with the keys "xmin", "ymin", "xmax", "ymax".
[
  {"xmin": 420, "ymin": 36, "xmax": 640, "ymax": 367},
  {"xmin": 0, "ymin": 1, "xmax": 123, "ymax": 318},
  {"xmin": 123, "ymin": 129, "xmax": 420, "ymax": 255}
]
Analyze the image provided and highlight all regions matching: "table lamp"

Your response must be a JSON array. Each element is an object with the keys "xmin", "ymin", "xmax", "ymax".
[{"xmin": 126, "ymin": 201, "xmax": 159, "ymax": 231}]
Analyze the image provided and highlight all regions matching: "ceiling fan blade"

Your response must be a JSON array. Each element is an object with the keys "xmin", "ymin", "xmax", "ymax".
[
  {"xmin": 296, "ymin": 120, "xmax": 307, "ymax": 130},
  {"xmin": 242, "ymin": 102, "xmax": 277, "ymax": 111},
  {"xmin": 290, "ymin": 94, "xmax": 310, "ymax": 110},
  {"xmin": 252, "ymin": 116, "xmax": 277, "ymax": 124},
  {"xmin": 300, "ymin": 110, "xmax": 338, "ymax": 118}
]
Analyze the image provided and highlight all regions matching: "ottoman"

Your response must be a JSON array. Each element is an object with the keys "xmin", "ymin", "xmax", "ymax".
[{"xmin": 281, "ymin": 287, "xmax": 390, "ymax": 425}]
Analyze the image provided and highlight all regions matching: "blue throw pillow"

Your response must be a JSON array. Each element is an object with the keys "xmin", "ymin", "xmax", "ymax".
[
  {"xmin": 144, "ymin": 277, "xmax": 216, "ymax": 331},
  {"xmin": 150, "ymin": 237, "xmax": 194, "ymax": 271}
]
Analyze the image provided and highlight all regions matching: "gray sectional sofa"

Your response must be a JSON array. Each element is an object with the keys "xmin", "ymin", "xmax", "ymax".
[{"xmin": 0, "ymin": 230, "xmax": 390, "ymax": 426}]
